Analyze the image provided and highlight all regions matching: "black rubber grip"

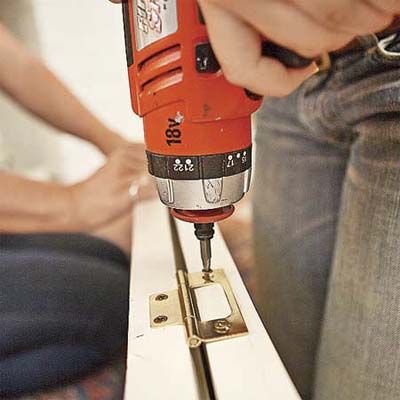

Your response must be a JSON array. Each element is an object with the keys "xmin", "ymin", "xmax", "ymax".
[{"xmin": 261, "ymin": 42, "xmax": 313, "ymax": 69}]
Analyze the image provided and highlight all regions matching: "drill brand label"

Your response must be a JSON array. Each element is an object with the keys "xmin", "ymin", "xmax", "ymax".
[{"xmin": 133, "ymin": 0, "xmax": 178, "ymax": 50}]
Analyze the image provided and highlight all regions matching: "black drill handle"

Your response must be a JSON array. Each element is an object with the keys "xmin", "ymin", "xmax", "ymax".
[
  {"xmin": 261, "ymin": 41, "xmax": 313, "ymax": 69},
  {"xmin": 245, "ymin": 42, "xmax": 314, "ymax": 99}
]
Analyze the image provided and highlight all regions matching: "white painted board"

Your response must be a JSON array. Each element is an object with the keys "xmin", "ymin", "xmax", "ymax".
[{"xmin": 125, "ymin": 200, "xmax": 300, "ymax": 399}]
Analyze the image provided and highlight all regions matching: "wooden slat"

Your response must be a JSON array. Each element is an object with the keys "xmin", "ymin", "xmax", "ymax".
[{"xmin": 124, "ymin": 201, "xmax": 200, "ymax": 400}]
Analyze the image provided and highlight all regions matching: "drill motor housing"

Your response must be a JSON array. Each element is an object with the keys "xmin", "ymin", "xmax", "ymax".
[{"xmin": 123, "ymin": 0, "xmax": 261, "ymax": 221}]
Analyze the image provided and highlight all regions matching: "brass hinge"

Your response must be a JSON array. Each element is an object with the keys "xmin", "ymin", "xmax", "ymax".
[{"xmin": 149, "ymin": 269, "xmax": 248, "ymax": 348}]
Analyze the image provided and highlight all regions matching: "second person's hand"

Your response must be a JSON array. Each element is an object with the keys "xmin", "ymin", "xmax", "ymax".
[{"xmin": 67, "ymin": 143, "xmax": 153, "ymax": 232}]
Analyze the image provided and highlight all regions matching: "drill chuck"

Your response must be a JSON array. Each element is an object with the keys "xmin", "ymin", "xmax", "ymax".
[{"xmin": 147, "ymin": 147, "xmax": 252, "ymax": 211}]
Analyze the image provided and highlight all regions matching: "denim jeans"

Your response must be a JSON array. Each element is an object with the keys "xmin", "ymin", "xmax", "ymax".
[
  {"xmin": 253, "ymin": 33, "xmax": 400, "ymax": 400},
  {"xmin": 0, "ymin": 233, "xmax": 129, "ymax": 397}
]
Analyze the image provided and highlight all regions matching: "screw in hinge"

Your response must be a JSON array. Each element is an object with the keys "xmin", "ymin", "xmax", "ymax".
[
  {"xmin": 202, "ymin": 271, "xmax": 214, "ymax": 282},
  {"xmin": 154, "ymin": 315, "xmax": 168, "ymax": 324},
  {"xmin": 213, "ymin": 319, "xmax": 232, "ymax": 334},
  {"xmin": 155, "ymin": 294, "xmax": 169, "ymax": 301}
]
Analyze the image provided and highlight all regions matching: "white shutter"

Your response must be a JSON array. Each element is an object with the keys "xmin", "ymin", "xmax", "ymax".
[{"xmin": 125, "ymin": 200, "xmax": 300, "ymax": 400}]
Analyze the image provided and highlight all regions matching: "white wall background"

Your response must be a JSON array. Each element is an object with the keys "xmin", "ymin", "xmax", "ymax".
[
  {"xmin": 0, "ymin": 0, "xmax": 143, "ymax": 183},
  {"xmin": 0, "ymin": 0, "xmax": 60, "ymax": 180}
]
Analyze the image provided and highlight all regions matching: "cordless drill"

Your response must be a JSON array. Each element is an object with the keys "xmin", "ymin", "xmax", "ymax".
[{"xmin": 121, "ymin": 0, "xmax": 311, "ymax": 272}]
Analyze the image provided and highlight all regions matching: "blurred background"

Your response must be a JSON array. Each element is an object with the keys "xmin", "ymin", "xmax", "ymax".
[{"xmin": 0, "ymin": 0, "xmax": 142, "ymax": 183}]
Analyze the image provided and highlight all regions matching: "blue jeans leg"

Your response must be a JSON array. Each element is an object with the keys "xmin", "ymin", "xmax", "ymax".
[
  {"xmin": 0, "ymin": 234, "xmax": 129, "ymax": 397},
  {"xmin": 254, "ymin": 33, "xmax": 400, "ymax": 400},
  {"xmin": 314, "ymin": 114, "xmax": 400, "ymax": 400},
  {"xmin": 253, "ymin": 96, "xmax": 350, "ymax": 399}
]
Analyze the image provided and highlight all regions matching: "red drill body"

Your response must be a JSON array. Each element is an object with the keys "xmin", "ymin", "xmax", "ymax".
[
  {"xmin": 123, "ymin": 0, "xmax": 262, "ymax": 225},
  {"xmin": 122, "ymin": 0, "xmax": 262, "ymax": 271}
]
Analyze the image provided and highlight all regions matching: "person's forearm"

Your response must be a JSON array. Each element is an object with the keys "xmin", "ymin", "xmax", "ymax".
[
  {"xmin": 0, "ymin": 24, "xmax": 122, "ymax": 155},
  {"xmin": 0, "ymin": 171, "xmax": 76, "ymax": 233}
]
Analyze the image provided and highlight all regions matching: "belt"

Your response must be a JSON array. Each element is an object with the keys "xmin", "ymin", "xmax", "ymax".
[{"xmin": 318, "ymin": 17, "xmax": 400, "ymax": 70}]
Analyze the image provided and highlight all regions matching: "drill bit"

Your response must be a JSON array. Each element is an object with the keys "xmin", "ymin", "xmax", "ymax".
[
  {"xmin": 194, "ymin": 223, "xmax": 215, "ymax": 273},
  {"xmin": 199, "ymin": 237, "xmax": 212, "ymax": 272}
]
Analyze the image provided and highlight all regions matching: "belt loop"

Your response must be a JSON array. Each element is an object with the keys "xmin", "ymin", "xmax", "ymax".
[
  {"xmin": 356, "ymin": 34, "xmax": 379, "ymax": 49},
  {"xmin": 316, "ymin": 52, "xmax": 331, "ymax": 72}
]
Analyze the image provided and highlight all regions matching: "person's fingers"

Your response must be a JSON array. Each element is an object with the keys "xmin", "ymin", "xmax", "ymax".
[
  {"xmin": 201, "ymin": 0, "xmax": 353, "ymax": 58},
  {"xmin": 108, "ymin": 146, "xmax": 147, "ymax": 174},
  {"xmin": 116, "ymin": 153, "xmax": 146, "ymax": 173},
  {"xmin": 199, "ymin": 2, "xmax": 318, "ymax": 96},
  {"xmin": 123, "ymin": 145, "xmax": 147, "ymax": 164},
  {"xmin": 106, "ymin": 152, "xmax": 150, "ymax": 199},
  {"xmin": 292, "ymin": 0, "xmax": 393, "ymax": 35},
  {"xmin": 137, "ymin": 176, "xmax": 157, "ymax": 201},
  {"xmin": 119, "ymin": 157, "xmax": 148, "ymax": 179},
  {"xmin": 111, "ymin": 142, "xmax": 146, "ymax": 164},
  {"xmin": 125, "ymin": 141, "xmax": 146, "ymax": 152}
]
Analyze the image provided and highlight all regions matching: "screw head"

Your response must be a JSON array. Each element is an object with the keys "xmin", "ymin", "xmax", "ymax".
[
  {"xmin": 155, "ymin": 294, "xmax": 169, "ymax": 301},
  {"xmin": 154, "ymin": 315, "xmax": 168, "ymax": 324},
  {"xmin": 202, "ymin": 271, "xmax": 214, "ymax": 282},
  {"xmin": 213, "ymin": 319, "xmax": 232, "ymax": 334}
]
